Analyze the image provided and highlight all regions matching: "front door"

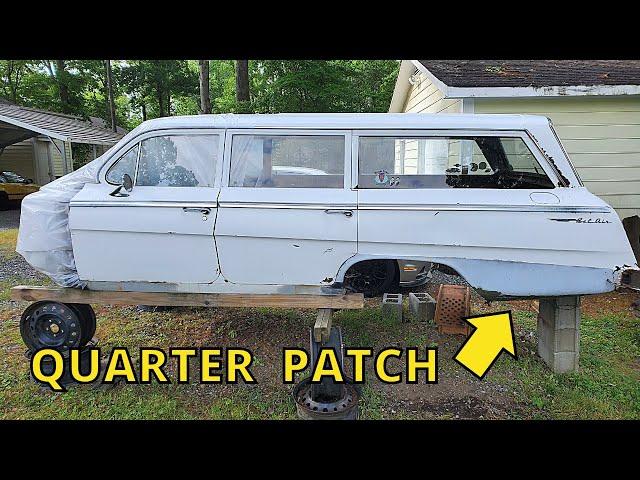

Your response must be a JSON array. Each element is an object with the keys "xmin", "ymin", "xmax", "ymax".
[
  {"xmin": 215, "ymin": 130, "xmax": 357, "ymax": 286},
  {"xmin": 69, "ymin": 130, "xmax": 222, "ymax": 285}
]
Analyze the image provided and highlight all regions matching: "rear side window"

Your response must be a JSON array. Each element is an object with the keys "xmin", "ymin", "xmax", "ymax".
[
  {"xmin": 106, "ymin": 145, "xmax": 139, "ymax": 185},
  {"xmin": 358, "ymin": 136, "xmax": 554, "ymax": 189},
  {"xmin": 136, "ymin": 135, "xmax": 218, "ymax": 187},
  {"xmin": 229, "ymin": 134, "xmax": 344, "ymax": 188}
]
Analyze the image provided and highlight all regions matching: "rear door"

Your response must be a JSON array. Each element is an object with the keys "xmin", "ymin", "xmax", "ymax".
[
  {"xmin": 70, "ymin": 129, "xmax": 223, "ymax": 284},
  {"xmin": 215, "ymin": 129, "xmax": 356, "ymax": 286}
]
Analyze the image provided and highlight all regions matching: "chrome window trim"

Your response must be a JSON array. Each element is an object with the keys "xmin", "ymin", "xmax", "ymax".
[
  {"xmin": 70, "ymin": 199, "xmax": 611, "ymax": 214},
  {"xmin": 105, "ymin": 143, "xmax": 140, "ymax": 186}
]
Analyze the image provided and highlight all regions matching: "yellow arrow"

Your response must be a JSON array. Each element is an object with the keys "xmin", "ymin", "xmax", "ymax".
[{"xmin": 454, "ymin": 311, "xmax": 517, "ymax": 379}]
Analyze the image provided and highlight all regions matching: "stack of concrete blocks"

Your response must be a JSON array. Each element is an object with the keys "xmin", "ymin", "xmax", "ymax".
[
  {"xmin": 537, "ymin": 296, "xmax": 581, "ymax": 373},
  {"xmin": 408, "ymin": 292, "xmax": 436, "ymax": 322},
  {"xmin": 382, "ymin": 293, "xmax": 403, "ymax": 323}
]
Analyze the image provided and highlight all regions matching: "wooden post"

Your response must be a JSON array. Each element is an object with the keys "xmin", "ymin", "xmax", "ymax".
[
  {"xmin": 314, "ymin": 308, "xmax": 333, "ymax": 344},
  {"xmin": 45, "ymin": 140, "xmax": 55, "ymax": 182}
]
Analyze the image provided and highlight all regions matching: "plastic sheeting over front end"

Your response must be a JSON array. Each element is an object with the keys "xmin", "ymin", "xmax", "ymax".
[{"xmin": 16, "ymin": 157, "xmax": 108, "ymax": 288}]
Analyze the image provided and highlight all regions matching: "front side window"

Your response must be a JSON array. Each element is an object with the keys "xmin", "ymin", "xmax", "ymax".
[
  {"xmin": 106, "ymin": 144, "xmax": 139, "ymax": 185},
  {"xmin": 229, "ymin": 134, "xmax": 344, "ymax": 188},
  {"xmin": 358, "ymin": 136, "xmax": 554, "ymax": 189},
  {"xmin": 136, "ymin": 135, "xmax": 218, "ymax": 187}
]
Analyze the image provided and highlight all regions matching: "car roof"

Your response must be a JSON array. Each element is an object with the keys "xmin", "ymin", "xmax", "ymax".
[{"xmin": 126, "ymin": 113, "xmax": 550, "ymax": 138}]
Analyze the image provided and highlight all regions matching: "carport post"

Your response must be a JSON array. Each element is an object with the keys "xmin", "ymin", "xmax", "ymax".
[
  {"xmin": 537, "ymin": 296, "xmax": 581, "ymax": 373},
  {"xmin": 45, "ymin": 140, "xmax": 55, "ymax": 182}
]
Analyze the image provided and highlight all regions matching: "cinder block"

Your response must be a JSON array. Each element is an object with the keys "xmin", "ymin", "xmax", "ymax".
[
  {"xmin": 537, "ymin": 296, "xmax": 581, "ymax": 373},
  {"xmin": 408, "ymin": 292, "xmax": 436, "ymax": 322},
  {"xmin": 382, "ymin": 293, "xmax": 403, "ymax": 323}
]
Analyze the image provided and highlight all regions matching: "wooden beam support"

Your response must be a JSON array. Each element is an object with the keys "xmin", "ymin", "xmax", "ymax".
[
  {"xmin": 314, "ymin": 308, "xmax": 333, "ymax": 343},
  {"xmin": 10, "ymin": 285, "xmax": 364, "ymax": 310}
]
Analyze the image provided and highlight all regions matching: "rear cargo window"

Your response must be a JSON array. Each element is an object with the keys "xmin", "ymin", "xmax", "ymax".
[{"xmin": 357, "ymin": 136, "xmax": 554, "ymax": 189}]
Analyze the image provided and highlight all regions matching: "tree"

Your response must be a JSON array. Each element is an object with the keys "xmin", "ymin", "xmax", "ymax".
[
  {"xmin": 198, "ymin": 60, "xmax": 211, "ymax": 114},
  {"xmin": 104, "ymin": 60, "xmax": 117, "ymax": 132},
  {"xmin": 235, "ymin": 60, "xmax": 250, "ymax": 111},
  {"xmin": 55, "ymin": 60, "xmax": 71, "ymax": 113},
  {"xmin": 0, "ymin": 60, "xmax": 31, "ymax": 103}
]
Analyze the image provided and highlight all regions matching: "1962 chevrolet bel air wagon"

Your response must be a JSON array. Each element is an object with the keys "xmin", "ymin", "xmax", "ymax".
[{"xmin": 22, "ymin": 113, "xmax": 637, "ymax": 300}]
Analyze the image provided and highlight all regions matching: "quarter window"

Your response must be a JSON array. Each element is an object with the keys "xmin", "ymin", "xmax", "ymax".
[
  {"xmin": 136, "ymin": 135, "xmax": 218, "ymax": 187},
  {"xmin": 229, "ymin": 135, "xmax": 345, "ymax": 188},
  {"xmin": 358, "ymin": 136, "xmax": 554, "ymax": 189},
  {"xmin": 105, "ymin": 144, "xmax": 138, "ymax": 185}
]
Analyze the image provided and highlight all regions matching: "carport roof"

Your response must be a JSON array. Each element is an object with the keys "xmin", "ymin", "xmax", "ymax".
[{"xmin": 0, "ymin": 101, "xmax": 124, "ymax": 148}]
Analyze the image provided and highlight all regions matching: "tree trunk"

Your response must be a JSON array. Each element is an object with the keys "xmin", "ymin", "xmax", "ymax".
[
  {"xmin": 235, "ymin": 60, "xmax": 250, "ymax": 103},
  {"xmin": 156, "ymin": 84, "xmax": 165, "ymax": 117},
  {"xmin": 104, "ymin": 60, "xmax": 117, "ymax": 132},
  {"xmin": 142, "ymin": 103, "xmax": 147, "ymax": 121},
  {"xmin": 198, "ymin": 60, "xmax": 211, "ymax": 114},
  {"xmin": 55, "ymin": 60, "xmax": 71, "ymax": 113}
]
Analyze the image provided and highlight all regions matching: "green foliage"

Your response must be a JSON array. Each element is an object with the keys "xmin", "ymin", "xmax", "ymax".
[{"xmin": 1, "ymin": 59, "xmax": 400, "ymax": 132}]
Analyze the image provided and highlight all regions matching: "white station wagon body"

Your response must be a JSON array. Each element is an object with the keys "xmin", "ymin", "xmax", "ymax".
[{"xmin": 66, "ymin": 113, "xmax": 637, "ymax": 299}]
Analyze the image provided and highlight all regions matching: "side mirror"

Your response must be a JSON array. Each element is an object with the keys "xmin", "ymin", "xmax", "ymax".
[
  {"xmin": 122, "ymin": 173, "xmax": 133, "ymax": 192},
  {"xmin": 109, "ymin": 173, "xmax": 134, "ymax": 197},
  {"xmin": 26, "ymin": 178, "xmax": 34, "ymax": 184}
]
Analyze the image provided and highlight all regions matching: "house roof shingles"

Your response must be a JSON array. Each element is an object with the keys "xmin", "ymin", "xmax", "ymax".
[
  {"xmin": 417, "ymin": 60, "xmax": 640, "ymax": 88},
  {"xmin": 0, "ymin": 101, "xmax": 125, "ymax": 147}
]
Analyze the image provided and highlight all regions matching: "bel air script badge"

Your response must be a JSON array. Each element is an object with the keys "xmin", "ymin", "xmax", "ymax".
[{"xmin": 550, "ymin": 217, "xmax": 611, "ymax": 224}]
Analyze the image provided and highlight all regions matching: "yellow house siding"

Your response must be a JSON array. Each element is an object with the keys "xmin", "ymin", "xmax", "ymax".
[
  {"xmin": 0, "ymin": 140, "xmax": 36, "ymax": 180},
  {"xmin": 403, "ymin": 73, "xmax": 462, "ymax": 114},
  {"xmin": 49, "ymin": 139, "xmax": 73, "ymax": 177},
  {"xmin": 475, "ymin": 96, "xmax": 640, "ymax": 219}
]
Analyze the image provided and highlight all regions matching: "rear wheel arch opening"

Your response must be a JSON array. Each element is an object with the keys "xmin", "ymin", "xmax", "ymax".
[{"xmin": 342, "ymin": 259, "xmax": 399, "ymax": 297}]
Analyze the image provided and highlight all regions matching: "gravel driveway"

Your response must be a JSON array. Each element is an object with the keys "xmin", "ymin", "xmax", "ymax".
[
  {"xmin": 0, "ymin": 208, "xmax": 46, "ymax": 282},
  {"xmin": 0, "ymin": 208, "xmax": 20, "ymax": 230}
]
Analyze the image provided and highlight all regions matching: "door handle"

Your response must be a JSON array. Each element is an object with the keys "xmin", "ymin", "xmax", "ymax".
[
  {"xmin": 183, "ymin": 207, "xmax": 212, "ymax": 215},
  {"xmin": 324, "ymin": 209, "xmax": 353, "ymax": 218}
]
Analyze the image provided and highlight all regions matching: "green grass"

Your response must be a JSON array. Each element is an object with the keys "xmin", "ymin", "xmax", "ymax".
[
  {"xmin": 490, "ymin": 310, "xmax": 640, "ymax": 419},
  {"xmin": 0, "ymin": 300, "xmax": 637, "ymax": 420},
  {"xmin": 0, "ymin": 229, "xmax": 18, "ymax": 259}
]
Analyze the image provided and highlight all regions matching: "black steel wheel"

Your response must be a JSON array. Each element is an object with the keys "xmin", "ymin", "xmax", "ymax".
[
  {"xmin": 20, "ymin": 301, "xmax": 84, "ymax": 352},
  {"xmin": 343, "ymin": 259, "xmax": 398, "ymax": 297},
  {"xmin": 67, "ymin": 304, "xmax": 96, "ymax": 346}
]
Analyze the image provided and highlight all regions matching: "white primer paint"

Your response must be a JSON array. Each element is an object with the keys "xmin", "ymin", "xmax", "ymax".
[{"xmin": 64, "ymin": 113, "xmax": 638, "ymax": 299}]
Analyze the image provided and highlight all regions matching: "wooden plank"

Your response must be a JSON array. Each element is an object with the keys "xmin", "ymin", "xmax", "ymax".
[
  {"xmin": 10, "ymin": 285, "xmax": 364, "ymax": 310},
  {"xmin": 313, "ymin": 308, "xmax": 333, "ymax": 343}
]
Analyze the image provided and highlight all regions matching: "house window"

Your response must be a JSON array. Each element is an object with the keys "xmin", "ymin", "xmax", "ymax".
[
  {"xmin": 229, "ymin": 135, "xmax": 344, "ymax": 188},
  {"xmin": 136, "ymin": 135, "xmax": 218, "ymax": 187},
  {"xmin": 357, "ymin": 136, "xmax": 554, "ymax": 189}
]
